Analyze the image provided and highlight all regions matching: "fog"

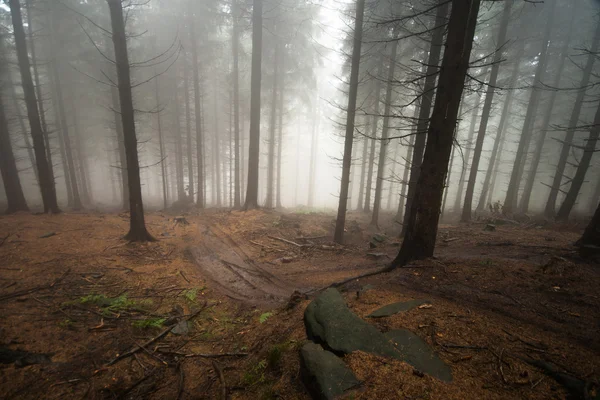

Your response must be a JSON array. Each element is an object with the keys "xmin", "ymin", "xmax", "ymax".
[{"xmin": 1, "ymin": 0, "xmax": 599, "ymax": 223}]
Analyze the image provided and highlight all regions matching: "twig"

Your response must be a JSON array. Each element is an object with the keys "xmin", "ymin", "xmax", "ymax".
[
  {"xmin": 498, "ymin": 348, "xmax": 508, "ymax": 384},
  {"xmin": 179, "ymin": 270, "xmax": 190, "ymax": 283},
  {"xmin": 212, "ymin": 360, "xmax": 227, "ymax": 400},
  {"xmin": 185, "ymin": 352, "xmax": 248, "ymax": 358},
  {"xmin": 0, "ymin": 233, "xmax": 10, "ymax": 247},
  {"xmin": 107, "ymin": 303, "xmax": 207, "ymax": 366},
  {"xmin": 443, "ymin": 237, "xmax": 459, "ymax": 243},
  {"xmin": 177, "ymin": 363, "xmax": 185, "ymax": 400},
  {"xmin": 248, "ymin": 240, "xmax": 285, "ymax": 252},
  {"xmin": 267, "ymin": 235, "xmax": 305, "ymax": 248},
  {"xmin": 0, "ymin": 269, "xmax": 69, "ymax": 302},
  {"xmin": 306, "ymin": 267, "xmax": 388, "ymax": 295}
]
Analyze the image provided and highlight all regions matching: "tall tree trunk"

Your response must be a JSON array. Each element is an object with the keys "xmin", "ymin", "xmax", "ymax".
[
  {"xmin": 110, "ymin": 83, "xmax": 129, "ymax": 209},
  {"xmin": 244, "ymin": 0, "xmax": 263, "ymax": 209},
  {"xmin": 334, "ymin": 0, "xmax": 365, "ymax": 244},
  {"xmin": 26, "ymin": 0, "xmax": 54, "ymax": 198},
  {"xmin": 155, "ymin": 75, "xmax": 168, "ymax": 210},
  {"xmin": 0, "ymin": 48, "xmax": 28, "ymax": 213},
  {"xmin": 49, "ymin": 12, "xmax": 82, "ymax": 210},
  {"xmin": 231, "ymin": 0, "xmax": 241, "ymax": 208},
  {"xmin": 396, "ymin": 132, "xmax": 415, "ymax": 222},
  {"xmin": 544, "ymin": 20, "xmax": 600, "ymax": 218},
  {"xmin": 68, "ymin": 90, "xmax": 92, "ymax": 205},
  {"xmin": 576, "ymin": 199, "xmax": 600, "ymax": 253},
  {"xmin": 265, "ymin": 42, "xmax": 280, "ymax": 209},
  {"xmin": 183, "ymin": 53, "xmax": 194, "ymax": 200},
  {"xmin": 356, "ymin": 116, "xmax": 370, "ymax": 210},
  {"xmin": 441, "ymin": 139, "xmax": 456, "ymax": 219},
  {"xmin": 9, "ymin": 62, "xmax": 38, "ymax": 187},
  {"xmin": 276, "ymin": 63, "xmax": 284, "ymax": 209},
  {"xmin": 387, "ymin": 139, "xmax": 399, "ymax": 211},
  {"xmin": 307, "ymin": 101, "xmax": 319, "ymax": 208},
  {"xmin": 476, "ymin": 41, "xmax": 523, "ymax": 211},
  {"xmin": 189, "ymin": 1, "xmax": 204, "ymax": 207},
  {"xmin": 503, "ymin": 0, "xmax": 556, "ymax": 214},
  {"xmin": 214, "ymin": 85, "xmax": 222, "ymax": 206},
  {"xmin": 106, "ymin": 0, "xmax": 153, "ymax": 241},
  {"xmin": 391, "ymin": 0, "xmax": 480, "ymax": 268},
  {"xmin": 9, "ymin": 0, "xmax": 59, "ymax": 213},
  {"xmin": 372, "ymin": 35, "xmax": 399, "ymax": 226},
  {"xmin": 454, "ymin": 92, "xmax": 481, "ymax": 212},
  {"xmin": 461, "ymin": 1, "xmax": 511, "ymax": 221},
  {"xmin": 364, "ymin": 56, "xmax": 383, "ymax": 213},
  {"xmin": 401, "ymin": 0, "xmax": 449, "ymax": 235},
  {"xmin": 520, "ymin": 10, "xmax": 574, "ymax": 213},
  {"xmin": 173, "ymin": 73, "xmax": 186, "ymax": 201},
  {"xmin": 556, "ymin": 100, "xmax": 600, "ymax": 221}
]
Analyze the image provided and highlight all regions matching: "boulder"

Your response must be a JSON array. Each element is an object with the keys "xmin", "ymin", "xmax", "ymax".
[
  {"xmin": 367, "ymin": 299, "xmax": 431, "ymax": 318},
  {"xmin": 300, "ymin": 342, "xmax": 360, "ymax": 399},
  {"xmin": 304, "ymin": 288, "xmax": 452, "ymax": 382}
]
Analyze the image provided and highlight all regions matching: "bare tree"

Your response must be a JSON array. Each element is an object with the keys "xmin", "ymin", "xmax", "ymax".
[
  {"xmin": 334, "ymin": 0, "xmax": 365, "ymax": 244},
  {"xmin": 244, "ymin": 0, "xmax": 263, "ymax": 210},
  {"xmin": 8, "ymin": 0, "xmax": 59, "ymax": 214},
  {"xmin": 106, "ymin": 0, "xmax": 154, "ymax": 241},
  {"xmin": 391, "ymin": 0, "xmax": 481, "ymax": 268}
]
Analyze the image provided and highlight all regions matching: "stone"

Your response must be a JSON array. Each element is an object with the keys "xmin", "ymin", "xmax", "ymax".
[
  {"xmin": 367, "ymin": 299, "xmax": 432, "ymax": 318},
  {"xmin": 484, "ymin": 224, "xmax": 496, "ymax": 231},
  {"xmin": 300, "ymin": 342, "xmax": 360, "ymax": 400},
  {"xmin": 304, "ymin": 288, "xmax": 452, "ymax": 382}
]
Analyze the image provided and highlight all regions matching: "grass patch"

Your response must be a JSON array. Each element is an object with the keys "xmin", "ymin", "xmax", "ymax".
[
  {"xmin": 132, "ymin": 317, "xmax": 166, "ymax": 329},
  {"xmin": 69, "ymin": 293, "xmax": 152, "ymax": 316},
  {"xmin": 259, "ymin": 312, "xmax": 273, "ymax": 324},
  {"xmin": 242, "ymin": 359, "xmax": 267, "ymax": 386}
]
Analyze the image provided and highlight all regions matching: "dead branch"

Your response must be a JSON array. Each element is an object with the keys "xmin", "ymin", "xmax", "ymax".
[
  {"xmin": 212, "ymin": 360, "xmax": 227, "ymax": 400},
  {"xmin": 107, "ymin": 303, "xmax": 207, "ymax": 366},
  {"xmin": 267, "ymin": 235, "xmax": 305, "ymax": 248}
]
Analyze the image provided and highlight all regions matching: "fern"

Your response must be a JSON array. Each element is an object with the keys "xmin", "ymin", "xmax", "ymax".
[{"xmin": 259, "ymin": 312, "xmax": 273, "ymax": 324}]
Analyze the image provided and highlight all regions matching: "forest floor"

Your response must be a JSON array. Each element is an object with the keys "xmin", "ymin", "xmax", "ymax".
[{"xmin": 0, "ymin": 208, "xmax": 598, "ymax": 399}]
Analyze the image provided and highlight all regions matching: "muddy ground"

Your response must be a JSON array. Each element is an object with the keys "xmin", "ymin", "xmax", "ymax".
[{"xmin": 0, "ymin": 208, "xmax": 598, "ymax": 399}]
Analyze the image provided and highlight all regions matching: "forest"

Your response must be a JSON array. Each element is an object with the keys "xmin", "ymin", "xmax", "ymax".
[{"xmin": 0, "ymin": 0, "xmax": 599, "ymax": 398}]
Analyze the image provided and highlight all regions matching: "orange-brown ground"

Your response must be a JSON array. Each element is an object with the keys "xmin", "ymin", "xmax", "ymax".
[{"xmin": 0, "ymin": 209, "xmax": 598, "ymax": 399}]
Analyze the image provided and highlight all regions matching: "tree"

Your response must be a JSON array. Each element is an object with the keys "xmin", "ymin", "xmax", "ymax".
[
  {"xmin": 461, "ymin": 0, "xmax": 511, "ymax": 222},
  {"xmin": 265, "ymin": 41, "xmax": 280, "ymax": 209},
  {"xmin": 391, "ymin": 0, "xmax": 481, "ymax": 268},
  {"xmin": 400, "ymin": 0, "xmax": 449, "ymax": 235},
  {"xmin": 371, "ymin": 32, "xmax": 400, "ymax": 226},
  {"xmin": 503, "ymin": 0, "xmax": 556, "ymax": 214},
  {"xmin": 544, "ymin": 19, "xmax": 600, "ymax": 218},
  {"xmin": 244, "ymin": 0, "xmax": 263, "ymax": 210},
  {"xmin": 334, "ymin": 0, "xmax": 365, "ymax": 244},
  {"xmin": 556, "ymin": 98, "xmax": 600, "ymax": 220},
  {"xmin": 231, "ymin": 0, "xmax": 241, "ymax": 208},
  {"xmin": 8, "ymin": 0, "xmax": 60, "ymax": 214},
  {"xmin": 106, "ymin": 0, "xmax": 154, "ymax": 241},
  {"xmin": 0, "ymin": 34, "xmax": 28, "ymax": 213},
  {"xmin": 576, "ymin": 200, "xmax": 600, "ymax": 253}
]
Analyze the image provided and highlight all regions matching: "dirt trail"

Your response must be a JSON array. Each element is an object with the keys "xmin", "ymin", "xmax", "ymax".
[{"xmin": 188, "ymin": 223, "xmax": 298, "ymax": 306}]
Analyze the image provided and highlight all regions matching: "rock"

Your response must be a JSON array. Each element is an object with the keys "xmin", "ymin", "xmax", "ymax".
[
  {"xmin": 0, "ymin": 347, "xmax": 52, "ymax": 367},
  {"xmin": 484, "ymin": 224, "xmax": 496, "ymax": 231},
  {"xmin": 300, "ymin": 342, "xmax": 360, "ymax": 400},
  {"xmin": 304, "ymin": 288, "xmax": 452, "ymax": 382},
  {"xmin": 384, "ymin": 330, "xmax": 452, "ymax": 382},
  {"xmin": 171, "ymin": 320, "xmax": 189, "ymax": 336},
  {"xmin": 367, "ymin": 299, "xmax": 432, "ymax": 318},
  {"xmin": 372, "ymin": 234, "xmax": 387, "ymax": 243}
]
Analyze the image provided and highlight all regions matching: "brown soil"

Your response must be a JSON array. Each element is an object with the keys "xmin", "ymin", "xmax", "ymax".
[{"xmin": 0, "ymin": 209, "xmax": 598, "ymax": 399}]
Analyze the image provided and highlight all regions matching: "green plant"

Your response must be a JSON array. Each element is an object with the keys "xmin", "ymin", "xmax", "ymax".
[
  {"xmin": 73, "ymin": 293, "xmax": 151, "ymax": 316},
  {"xmin": 242, "ymin": 359, "xmax": 267, "ymax": 386},
  {"xmin": 259, "ymin": 312, "xmax": 273, "ymax": 324},
  {"xmin": 267, "ymin": 345, "xmax": 284, "ymax": 369},
  {"xmin": 132, "ymin": 318, "xmax": 166, "ymax": 329},
  {"xmin": 58, "ymin": 319, "xmax": 74, "ymax": 329},
  {"xmin": 181, "ymin": 287, "xmax": 205, "ymax": 303}
]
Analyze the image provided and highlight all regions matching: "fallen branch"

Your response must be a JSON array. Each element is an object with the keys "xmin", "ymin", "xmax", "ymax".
[
  {"xmin": 0, "ymin": 233, "xmax": 10, "ymax": 247},
  {"xmin": 107, "ymin": 303, "xmax": 207, "ymax": 366},
  {"xmin": 212, "ymin": 360, "xmax": 227, "ymax": 400},
  {"xmin": 185, "ymin": 352, "xmax": 248, "ymax": 359},
  {"xmin": 0, "ymin": 268, "xmax": 70, "ymax": 303},
  {"xmin": 267, "ymin": 235, "xmax": 305, "ymax": 248},
  {"xmin": 443, "ymin": 237, "xmax": 459, "ymax": 243},
  {"xmin": 306, "ymin": 267, "xmax": 389, "ymax": 295},
  {"xmin": 249, "ymin": 240, "xmax": 285, "ymax": 252}
]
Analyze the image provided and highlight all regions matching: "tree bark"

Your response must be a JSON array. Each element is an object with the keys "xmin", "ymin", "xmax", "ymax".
[
  {"xmin": 333, "ymin": 0, "xmax": 365, "ymax": 244},
  {"xmin": 106, "ymin": 0, "xmax": 154, "ymax": 241},
  {"xmin": 576, "ymin": 199, "xmax": 600, "ymax": 252},
  {"xmin": 265, "ymin": 41, "xmax": 280, "ymax": 209},
  {"xmin": 183, "ymin": 51, "xmax": 194, "ymax": 201},
  {"xmin": 372, "ymin": 35, "xmax": 399, "ymax": 226},
  {"xmin": 244, "ymin": 0, "xmax": 263, "ymax": 210},
  {"xmin": 503, "ymin": 0, "xmax": 556, "ymax": 214},
  {"xmin": 9, "ymin": 0, "xmax": 59, "ymax": 213},
  {"xmin": 391, "ymin": 0, "xmax": 481, "ymax": 268},
  {"xmin": 544, "ymin": 19, "xmax": 600, "ymax": 218},
  {"xmin": 556, "ymin": 99, "xmax": 600, "ymax": 220},
  {"xmin": 231, "ymin": 0, "xmax": 241, "ymax": 208},
  {"xmin": 396, "ymin": 131, "xmax": 415, "ymax": 222},
  {"xmin": 173, "ymin": 71, "xmax": 186, "ymax": 201},
  {"xmin": 0, "ymin": 44, "xmax": 28, "ymax": 213},
  {"xmin": 364, "ymin": 55, "xmax": 383, "ymax": 213},
  {"xmin": 461, "ymin": 0, "xmax": 511, "ymax": 222},
  {"xmin": 276, "ymin": 58, "xmax": 284, "ymax": 209},
  {"xmin": 356, "ymin": 116, "xmax": 370, "ymax": 210},
  {"xmin": 401, "ymin": 0, "xmax": 449, "ymax": 235},
  {"xmin": 189, "ymin": 1, "xmax": 204, "ymax": 207},
  {"xmin": 214, "ymin": 84, "xmax": 222, "ymax": 207},
  {"xmin": 155, "ymin": 74, "xmax": 168, "ymax": 210}
]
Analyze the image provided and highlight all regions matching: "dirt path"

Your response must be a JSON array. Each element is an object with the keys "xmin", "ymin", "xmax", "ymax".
[{"xmin": 188, "ymin": 223, "xmax": 298, "ymax": 306}]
